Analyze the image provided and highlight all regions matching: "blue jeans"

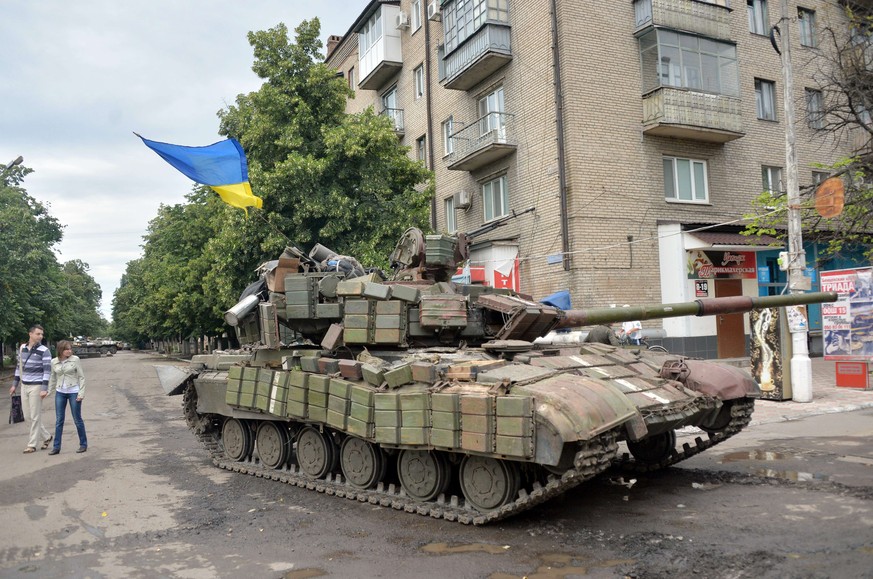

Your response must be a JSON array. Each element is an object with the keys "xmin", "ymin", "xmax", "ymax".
[{"xmin": 54, "ymin": 392, "xmax": 87, "ymax": 450}]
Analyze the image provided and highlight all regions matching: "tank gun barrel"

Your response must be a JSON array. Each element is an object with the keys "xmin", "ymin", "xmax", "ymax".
[
  {"xmin": 556, "ymin": 291, "xmax": 837, "ymax": 329},
  {"xmin": 464, "ymin": 206, "xmax": 535, "ymax": 240}
]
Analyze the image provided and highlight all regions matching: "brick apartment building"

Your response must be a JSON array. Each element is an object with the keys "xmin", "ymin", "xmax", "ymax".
[{"xmin": 325, "ymin": 0, "xmax": 860, "ymax": 358}]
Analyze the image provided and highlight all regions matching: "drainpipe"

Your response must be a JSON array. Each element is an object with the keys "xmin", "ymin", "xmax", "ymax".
[
  {"xmin": 424, "ymin": 13, "xmax": 438, "ymax": 231},
  {"xmin": 550, "ymin": 0, "xmax": 570, "ymax": 271}
]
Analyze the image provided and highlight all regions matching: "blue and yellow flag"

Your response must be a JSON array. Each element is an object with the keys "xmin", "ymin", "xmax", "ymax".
[{"xmin": 137, "ymin": 134, "xmax": 263, "ymax": 211}]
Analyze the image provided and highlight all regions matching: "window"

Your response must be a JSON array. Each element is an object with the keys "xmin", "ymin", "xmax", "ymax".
[
  {"xmin": 358, "ymin": 10, "xmax": 383, "ymax": 55},
  {"xmin": 414, "ymin": 65, "xmax": 425, "ymax": 100},
  {"xmin": 381, "ymin": 86, "xmax": 402, "ymax": 131},
  {"xmin": 442, "ymin": 117, "xmax": 454, "ymax": 156},
  {"xmin": 348, "ymin": 67, "xmax": 355, "ymax": 91},
  {"xmin": 443, "ymin": 0, "xmax": 510, "ymax": 54},
  {"xmin": 445, "ymin": 196, "xmax": 456, "ymax": 233},
  {"xmin": 638, "ymin": 29, "xmax": 739, "ymax": 96},
  {"xmin": 806, "ymin": 88, "xmax": 824, "ymax": 129},
  {"xmin": 411, "ymin": 0, "xmax": 422, "ymax": 31},
  {"xmin": 812, "ymin": 171, "xmax": 829, "ymax": 186},
  {"xmin": 482, "ymin": 175, "xmax": 508, "ymax": 221},
  {"xmin": 798, "ymin": 8, "xmax": 816, "ymax": 47},
  {"xmin": 761, "ymin": 165, "xmax": 783, "ymax": 193},
  {"xmin": 663, "ymin": 157, "xmax": 708, "ymax": 203},
  {"xmin": 478, "ymin": 86, "xmax": 505, "ymax": 139},
  {"xmin": 755, "ymin": 79, "xmax": 776, "ymax": 120},
  {"xmin": 416, "ymin": 135, "xmax": 427, "ymax": 167},
  {"xmin": 747, "ymin": 0, "xmax": 768, "ymax": 35}
]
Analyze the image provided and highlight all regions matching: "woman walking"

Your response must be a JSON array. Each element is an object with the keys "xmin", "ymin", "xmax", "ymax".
[{"xmin": 47, "ymin": 340, "xmax": 87, "ymax": 454}]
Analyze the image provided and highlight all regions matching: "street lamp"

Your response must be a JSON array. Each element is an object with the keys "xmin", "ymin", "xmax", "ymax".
[{"xmin": 2, "ymin": 156, "xmax": 24, "ymax": 181}]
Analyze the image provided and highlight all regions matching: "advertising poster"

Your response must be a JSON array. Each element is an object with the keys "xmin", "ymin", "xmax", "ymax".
[
  {"xmin": 686, "ymin": 250, "xmax": 757, "ymax": 279},
  {"xmin": 751, "ymin": 308, "xmax": 791, "ymax": 400},
  {"xmin": 821, "ymin": 267, "xmax": 873, "ymax": 360}
]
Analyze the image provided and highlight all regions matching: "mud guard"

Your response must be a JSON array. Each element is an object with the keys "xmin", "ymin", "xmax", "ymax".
[{"xmin": 154, "ymin": 365, "xmax": 197, "ymax": 396}]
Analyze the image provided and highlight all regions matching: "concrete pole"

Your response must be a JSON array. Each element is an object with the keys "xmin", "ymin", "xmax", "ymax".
[{"xmin": 779, "ymin": 0, "xmax": 813, "ymax": 402}]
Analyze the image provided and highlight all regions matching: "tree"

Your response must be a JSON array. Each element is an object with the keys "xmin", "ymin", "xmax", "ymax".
[{"xmin": 744, "ymin": 5, "xmax": 873, "ymax": 264}]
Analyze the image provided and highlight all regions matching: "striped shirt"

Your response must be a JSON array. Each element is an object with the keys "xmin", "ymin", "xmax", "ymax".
[{"xmin": 13, "ymin": 343, "xmax": 52, "ymax": 391}]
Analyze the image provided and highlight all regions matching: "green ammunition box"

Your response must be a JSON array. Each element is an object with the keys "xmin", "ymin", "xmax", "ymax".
[
  {"xmin": 272, "ymin": 371, "xmax": 290, "ymax": 389},
  {"xmin": 343, "ymin": 299, "xmax": 371, "ymax": 315},
  {"xmin": 425, "ymin": 234, "xmax": 456, "ymax": 266},
  {"xmin": 350, "ymin": 384, "xmax": 375, "ymax": 406},
  {"xmin": 496, "ymin": 416, "xmax": 533, "ymax": 437},
  {"xmin": 388, "ymin": 284, "xmax": 420, "ymax": 303},
  {"xmin": 432, "ymin": 410, "xmax": 461, "ymax": 430},
  {"xmin": 374, "ymin": 315, "xmax": 402, "ymax": 329},
  {"xmin": 430, "ymin": 428, "xmax": 460, "ymax": 448},
  {"xmin": 431, "ymin": 393, "xmax": 460, "ymax": 412},
  {"xmin": 375, "ymin": 300, "xmax": 403, "ymax": 315},
  {"xmin": 374, "ymin": 409, "xmax": 401, "ymax": 427},
  {"xmin": 225, "ymin": 389, "xmax": 240, "ymax": 406},
  {"xmin": 300, "ymin": 356, "xmax": 320, "ymax": 373},
  {"xmin": 316, "ymin": 303, "xmax": 343, "ymax": 319},
  {"xmin": 344, "ymin": 314, "xmax": 370, "ymax": 329},
  {"xmin": 240, "ymin": 380, "xmax": 256, "ymax": 395},
  {"xmin": 288, "ymin": 370, "xmax": 308, "ymax": 388},
  {"xmin": 343, "ymin": 328, "xmax": 370, "ymax": 344},
  {"xmin": 226, "ymin": 375, "xmax": 241, "ymax": 394},
  {"xmin": 374, "ymin": 426, "xmax": 401, "ymax": 444},
  {"xmin": 460, "ymin": 394, "xmax": 494, "ymax": 415},
  {"xmin": 288, "ymin": 386, "xmax": 307, "ymax": 403},
  {"xmin": 374, "ymin": 329, "xmax": 404, "ymax": 344},
  {"xmin": 326, "ymin": 409, "xmax": 347, "ymax": 430},
  {"xmin": 238, "ymin": 391, "xmax": 255, "ymax": 408},
  {"xmin": 411, "ymin": 362, "xmax": 438, "ymax": 384},
  {"xmin": 308, "ymin": 375, "xmax": 330, "ymax": 393},
  {"xmin": 308, "ymin": 391, "xmax": 327, "ymax": 408},
  {"xmin": 346, "ymin": 417, "xmax": 373, "ymax": 439},
  {"xmin": 242, "ymin": 367, "xmax": 259, "ymax": 381},
  {"xmin": 496, "ymin": 396, "xmax": 533, "ymax": 417},
  {"xmin": 256, "ymin": 369, "xmax": 274, "ymax": 387},
  {"xmin": 227, "ymin": 366, "xmax": 243, "ymax": 381},
  {"xmin": 496, "ymin": 435, "xmax": 532, "ymax": 457},
  {"xmin": 350, "ymin": 401, "xmax": 375, "ymax": 423},
  {"xmin": 362, "ymin": 282, "xmax": 392, "ymax": 301},
  {"xmin": 361, "ymin": 364, "xmax": 386, "ymax": 387},
  {"xmin": 286, "ymin": 400, "xmax": 307, "ymax": 419},
  {"xmin": 385, "ymin": 364, "xmax": 414, "ymax": 388},
  {"xmin": 400, "ymin": 427, "xmax": 429, "ymax": 446},
  {"xmin": 269, "ymin": 384, "xmax": 288, "ymax": 405},
  {"xmin": 268, "ymin": 400, "xmax": 286, "ymax": 416},
  {"xmin": 285, "ymin": 290, "xmax": 312, "ymax": 305},
  {"xmin": 407, "ymin": 321, "xmax": 427, "ymax": 336},
  {"xmin": 462, "ymin": 413, "xmax": 494, "ymax": 434},
  {"xmin": 401, "ymin": 409, "xmax": 430, "ymax": 427},
  {"xmin": 284, "ymin": 276, "xmax": 312, "ymax": 291},
  {"xmin": 329, "ymin": 378, "xmax": 352, "ymax": 399},
  {"xmin": 419, "ymin": 295, "xmax": 468, "ymax": 328},
  {"xmin": 328, "ymin": 394, "xmax": 350, "ymax": 413},
  {"xmin": 307, "ymin": 406, "xmax": 327, "ymax": 422},
  {"xmin": 286, "ymin": 305, "xmax": 313, "ymax": 318},
  {"xmin": 336, "ymin": 280, "xmax": 365, "ymax": 296},
  {"xmin": 400, "ymin": 391, "xmax": 431, "ymax": 410},
  {"xmin": 461, "ymin": 431, "xmax": 492, "ymax": 453},
  {"xmin": 255, "ymin": 394, "xmax": 270, "ymax": 412},
  {"xmin": 374, "ymin": 392, "xmax": 400, "ymax": 410}
]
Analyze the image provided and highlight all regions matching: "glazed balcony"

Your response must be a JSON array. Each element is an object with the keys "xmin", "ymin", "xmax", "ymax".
[
  {"xmin": 441, "ymin": 23, "xmax": 512, "ymax": 91},
  {"xmin": 446, "ymin": 112, "xmax": 516, "ymax": 171},
  {"xmin": 642, "ymin": 87, "xmax": 744, "ymax": 143},
  {"xmin": 634, "ymin": 0, "xmax": 733, "ymax": 41}
]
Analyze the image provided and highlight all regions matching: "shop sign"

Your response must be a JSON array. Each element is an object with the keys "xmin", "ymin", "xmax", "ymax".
[
  {"xmin": 695, "ymin": 280, "xmax": 709, "ymax": 297},
  {"xmin": 686, "ymin": 250, "xmax": 757, "ymax": 279}
]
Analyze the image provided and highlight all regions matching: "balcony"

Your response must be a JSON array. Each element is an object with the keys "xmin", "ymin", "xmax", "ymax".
[
  {"xmin": 642, "ymin": 87, "xmax": 744, "ymax": 143},
  {"xmin": 446, "ymin": 113, "xmax": 516, "ymax": 171},
  {"xmin": 634, "ymin": 0, "xmax": 732, "ymax": 41},
  {"xmin": 441, "ymin": 23, "xmax": 512, "ymax": 91},
  {"xmin": 380, "ymin": 108, "xmax": 405, "ymax": 135}
]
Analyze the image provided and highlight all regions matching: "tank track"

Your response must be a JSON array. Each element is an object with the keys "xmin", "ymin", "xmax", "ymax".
[
  {"xmin": 182, "ymin": 383, "xmax": 618, "ymax": 525},
  {"xmin": 613, "ymin": 398, "xmax": 755, "ymax": 473}
]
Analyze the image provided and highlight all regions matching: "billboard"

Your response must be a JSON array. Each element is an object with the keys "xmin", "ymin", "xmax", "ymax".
[{"xmin": 821, "ymin": 267, "xmax": 873, "ymax": 360}]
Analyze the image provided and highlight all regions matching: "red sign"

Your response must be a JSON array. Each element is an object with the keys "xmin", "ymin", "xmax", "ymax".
[{"xmin": 493, "ymin": 259, "xmax": 520, "ymax": 291}]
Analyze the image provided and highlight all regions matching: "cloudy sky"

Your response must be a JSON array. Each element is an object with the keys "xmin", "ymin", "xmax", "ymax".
[{"xmin": 1, "ymin": 0, "xmax": 362, "ymax": 321}]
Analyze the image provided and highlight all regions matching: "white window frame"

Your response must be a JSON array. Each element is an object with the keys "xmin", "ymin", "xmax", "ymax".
[
  {"xmin": 442, "ymin": 116, "xmax": 454, "ymax": 156},
  {"xmin": 806, "ymin": 88, "xmax": 824, "ymax": 129},
  {"xmin": 638, "ymin": 29, "xmax": 739, "ymax": 97},
  {"xmin": 747, "ymin": 0, "xmax": 768, "ymax": 35},
  {"xmin": 762, "ymin": 165, "xmax": 783, "ymax": 194},
  {"xmin": 755, "ymin": 78, "xmax": 776, "ymax": 120},
  {"xmin": 798, "ymin": 8, "xmax": 816, "ymax": 47},
  {"xmin": 416, "ymin": 135, "xmax": 427, "ymax": 167},
  {"xmin": 414, "ymin": 65, "xmax": 425, "ymax": 100},
  {"xmin": 482, "ymin": 175, "xmax": 509, "ymax": 222},
  {"xmin": 663, "ymin": 156, "xmax": 709, "ymax": 203},
  {"xmin": 381, "ymin": 86, "xmax": 402, "ymax": 131},
  {"xmin": 411, "ymin": 0, "xmax": 422, "ymax": 32},
  {"xmin": 445, "ymin": 196, "xmax": 457, "ymax": 233},
  {"xmin": 348, "ymin": 66, "xmax": 356, "ymax": 91},
  {"xmin": 478, "ymin": 86, "xmax": 505, "ymax": 139}
]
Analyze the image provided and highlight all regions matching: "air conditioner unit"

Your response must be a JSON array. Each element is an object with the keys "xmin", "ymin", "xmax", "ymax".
[
  {"xmin": 454, "ymin": 190, "xmax": 471, "ymax": 209},
  {"xmin": 427, "ymin": 1, "xmax": 441, "ymax": 21},
  {"xmin": 395, "ymin": 11, "xmax": 410, "ymax": 29}
]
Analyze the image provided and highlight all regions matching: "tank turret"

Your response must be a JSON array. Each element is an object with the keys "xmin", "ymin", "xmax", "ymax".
[{"xmin": 158, "ymin": 226, "xmax": 837, "ymax": 525}]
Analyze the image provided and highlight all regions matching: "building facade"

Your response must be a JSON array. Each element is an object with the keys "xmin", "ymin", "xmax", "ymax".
[{"xmin": 326, "ymin": 0, "xmax": 859, "ymax": 358}]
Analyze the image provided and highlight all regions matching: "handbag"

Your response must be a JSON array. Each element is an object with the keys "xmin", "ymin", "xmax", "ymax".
[{"xmin": 9, "ymin": 394, "xmax": 24, "ymax": 424}]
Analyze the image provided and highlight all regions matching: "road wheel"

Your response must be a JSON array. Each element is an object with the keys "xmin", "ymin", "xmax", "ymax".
[
  {"xmin": 627, "ymin": 430, "xmax": 676, "ymax": 464},
  {"xmin": 296, "ymin": 426, "xmax": 337, "ymax": 479},
  {"xmin": 256, "ymin": 421, "xmax": 291, "ymax": 469},
  {"xmin": 222, "ymin": 418, "xmax": 253, "ymax": 461},
  {"xmin": 397, "ymin": 450, "xmax": 451, "ymax": 501},
  {"xmin": 459, "ymin": 456, "xmax": 521, "ymax": 512},
  {"xmin": 340, "ymin": 437, "xmax": 387, "ymax": 489}
]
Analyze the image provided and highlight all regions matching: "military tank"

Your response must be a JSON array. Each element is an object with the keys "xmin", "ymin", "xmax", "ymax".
[{"xmin": 156, "ymin": 224, "xmax": 836, "ymax": 525}]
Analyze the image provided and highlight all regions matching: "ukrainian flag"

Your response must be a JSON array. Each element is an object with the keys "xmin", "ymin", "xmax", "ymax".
[{"xmin": 137, "ymin": 134, "xmax": 263, "ymax": 211}]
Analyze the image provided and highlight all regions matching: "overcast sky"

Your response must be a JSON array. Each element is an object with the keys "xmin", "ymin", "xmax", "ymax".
[{"xmin": 1, "ymin": 0, "xmax": 362, "ymax": 322}]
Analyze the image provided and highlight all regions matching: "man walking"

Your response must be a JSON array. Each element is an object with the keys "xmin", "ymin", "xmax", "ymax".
[{"xmin": 10, "ymin": 325, "xmax": 53, "ymax": 453}]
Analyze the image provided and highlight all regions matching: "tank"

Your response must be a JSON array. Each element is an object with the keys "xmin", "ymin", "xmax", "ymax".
[
  {"xmin": 156, "ymin": 222, "xmax": 836, "ymax": 525},
  {"xmin": 72, "ymin": 336, "xmax": 118, "ymax": 358}
]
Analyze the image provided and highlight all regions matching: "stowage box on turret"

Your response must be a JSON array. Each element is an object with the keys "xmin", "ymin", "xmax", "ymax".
[{"xmin": 157, "ymin": 223, "xmax": 836, "ymax": 525}]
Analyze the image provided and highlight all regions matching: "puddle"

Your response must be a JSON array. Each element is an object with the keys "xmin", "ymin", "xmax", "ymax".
[
  {"xmin": 489, "ymin": 553, "xmax": 635, "ymax": 579},
  {"xmin": 754, "ymin": 469, "xmax": 829, "ymax": 482},
  {"xmin": 283, "ymin": 569, "xmax": 326, "ymax": 579},
  {"xmin": 421, "ymin": 542, "xmax": 510, "ymax": 555},
  {"xmin": 720, "ymin": 450, "xmax": 790, "ymax": 463}
]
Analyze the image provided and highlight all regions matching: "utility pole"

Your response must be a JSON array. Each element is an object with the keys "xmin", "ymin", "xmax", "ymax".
[{"xmin": 777, "ymin": 0, "xmax": 813, "ymax": 402}]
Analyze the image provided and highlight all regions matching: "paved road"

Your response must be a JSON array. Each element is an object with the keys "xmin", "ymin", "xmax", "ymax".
[{"xmin": 0, "ymin": 352, "xmax": 871, "ymax": 578}]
